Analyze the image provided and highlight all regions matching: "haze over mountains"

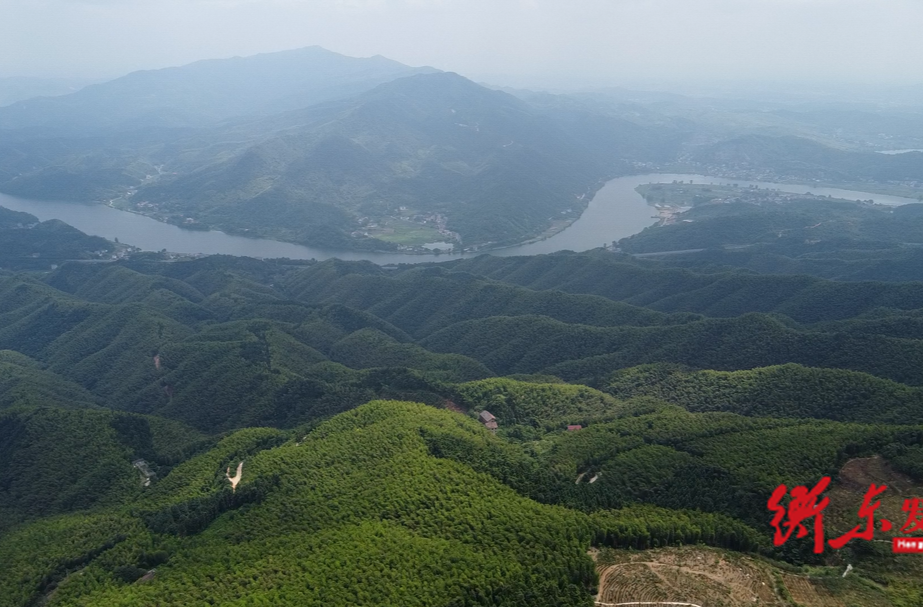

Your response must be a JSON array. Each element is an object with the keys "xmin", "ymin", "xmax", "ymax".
[
  {"xmin": 1, "ymin": 46, "xmax": 922, "ymax": 255},
  {"xmin": 0, "ymin": 47, "xmax": 676, "ymax": 250},
  {"xmin": 691, "ymin": 135, "xmax": 923, "ymax": 183},
  {"xmin": 0, "ymin": 77, "xmax": 92, "ymax": 109},
  {"xmin": 0, "ymin": 46, "xmax": 437, "ymax": 132},
  {"xmin": 2, "ymin": 37, "xmax": 923, "ymax": 607}
]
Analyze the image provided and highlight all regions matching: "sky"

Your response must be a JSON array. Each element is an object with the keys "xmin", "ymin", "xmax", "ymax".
[{"xmin": 2, "ymin": 0, "xmax": 922, "ymax": 90}]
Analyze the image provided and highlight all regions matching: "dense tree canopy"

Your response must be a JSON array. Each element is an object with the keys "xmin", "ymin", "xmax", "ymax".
[{"xmin": 1, "ymin": 247, "xmax": 922, "ymax": 605}]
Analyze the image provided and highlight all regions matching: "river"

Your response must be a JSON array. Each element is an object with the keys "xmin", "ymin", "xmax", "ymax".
[{"xmin": 0, "ymin": 174, "xmax": 919, "ymax": 264}]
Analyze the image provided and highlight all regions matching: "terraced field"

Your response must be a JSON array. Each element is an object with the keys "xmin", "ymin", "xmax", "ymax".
[
  {"xmin": 595, "ymin": 548, "xmax": 783, "ymax": 607},
  {"xmin": 594, "ymin": 458, "xmax": 923, "ymax": 607},
  {"xmin": 781, "ymin": 574, "xmax": 843, "ymax": 607},
  {"xmin": 595, "ymin": 546, "xmax": 898, "ymax": 607},
  {"xmin": 597, "ymin": 564, "xmax": 674, "ymax": 604}
]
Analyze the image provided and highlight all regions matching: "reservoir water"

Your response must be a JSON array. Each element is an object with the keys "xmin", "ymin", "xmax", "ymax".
[{"xmin": 0, "ymin": 173, "xmax": 919, "ymax": 264}]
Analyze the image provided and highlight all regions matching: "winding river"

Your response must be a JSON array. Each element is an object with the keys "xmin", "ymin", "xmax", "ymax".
[{"xmin": 0, "ymin": 174, "xmax": 919, "ymax": 265}]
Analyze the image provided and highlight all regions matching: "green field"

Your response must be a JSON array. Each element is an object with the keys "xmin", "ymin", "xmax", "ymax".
[
  {"xmin": 370, "ymin": 219, "xmax": 452, "ymax": 247},
  {"xmin": 636, "ymin": 182, "xmax": 731, "ymax": 206}
]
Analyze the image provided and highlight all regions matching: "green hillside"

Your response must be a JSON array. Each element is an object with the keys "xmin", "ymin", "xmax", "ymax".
[
  {"xmin": 0, "ymin": 350, "xmax": 98, "ymax": 409},
  {"xmin": 1, "ymin": 237, "xmax": 923, "ymax": 604},
  {"xmin": 420, "ymin": 312, "xmax": 923, "ymax": 385},
  {"xmin": 446, "ymin": 251, "xmax": 923, "ymax": 322},
  {"xmin": 528, "ymin": 406, "xmax": 923, "ymax": 530},
  {"xmin": 0, "ymin": 57, "xmax": 690, "ymax": 252},
  {"xmin": 618, "ymin": 196, "xmax": 923, "ymax": 254},
  {"xmin": 452, "ymin": 377, "xmax": 625, "ymax": 429},
  {"xmin": 689, "ymin": 135, "xmax": 923, "ymax": 183},
  {"xmin": 284, "ymin": 261, "xmax": 701, "ymax": 337},
  {"xmin": 605, "ymin": 363, "xmax": 923, "ymax": 423},
  {"xmin": 644, "ymin": 243, "xmax": 923, "ymax": 282},
  {"xmin": 3, "ymin": 399, "xmax": 920, "ymax": 605},
  {"xmin": 0, "ymin": 407, "xmax": 203, "ymax": 533},
  {"xmin": 0, "ymin": 402, "xmax": 599, "ymax": 607},
  {"xmin": 0, "ymin": 206, "xmax": 118, "ymax": 271}
]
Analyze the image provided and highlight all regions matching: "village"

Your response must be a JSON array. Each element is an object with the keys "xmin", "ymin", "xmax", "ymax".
[{"xmin": 352, "ymin": 208, "xmax": 462, "ymax": 252}]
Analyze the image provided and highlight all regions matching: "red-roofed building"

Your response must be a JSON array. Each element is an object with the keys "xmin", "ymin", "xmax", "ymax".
[{"xmin": 567, "ymin": 425, "xmax": 583, "ymax": 431}]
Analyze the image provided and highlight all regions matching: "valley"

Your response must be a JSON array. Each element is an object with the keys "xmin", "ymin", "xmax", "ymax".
[
  {"xmin": 3, "ymin": 50, "xmax": 920, "ymax": 256},
  {"xmin": 3, "ymin": 32, "xmax": 923, "ymax": 607},
  {"xmin": 0, "ymin": 242, "xmax": 921, "ymax": 605}
]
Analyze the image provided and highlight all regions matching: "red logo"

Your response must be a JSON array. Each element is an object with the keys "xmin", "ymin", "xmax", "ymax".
[
  {"xmin": 893, "ymin": 538, "xmax": 923, "ymax": 553},
  {"xmin": 768, "ymin": 477, "xmax": 922, "ymax": 553}
]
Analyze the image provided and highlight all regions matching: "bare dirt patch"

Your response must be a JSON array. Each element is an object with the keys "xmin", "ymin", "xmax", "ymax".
[
  {"xmin": 596, "ymin": 547, "xmax": 783, "ymax": 607},
  {"xmin": 836, "ymin": 456, "xmax": 914, "ymax": 494},
  {"xmin": 826, "ymin": 456, "xmax": 923, "ymax": 544},
  {"xmin": 442, "ymin": 400, "xmax": 467, "ymax": 415},
  {"xmin": 592, "ymin": 458, "xmax": 922, "ymax": 607}
]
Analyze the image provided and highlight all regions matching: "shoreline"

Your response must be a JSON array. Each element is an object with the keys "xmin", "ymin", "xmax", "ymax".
[
  {"xmin": 103, "ymin": 186, "xmax": 600, "ymax": 257},
  {"xmin": 5, "ymin": 173, "xmax": 918, "ymax": 264},
  {"xmin": 658, "ymin": 167, "xmax": 923, "ymax": 202}
]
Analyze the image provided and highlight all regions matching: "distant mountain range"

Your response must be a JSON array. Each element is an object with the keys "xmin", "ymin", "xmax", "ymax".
[
  {"xmin": 1, "ymin": 46, "xmax": 921, "ymax": 253},
  {"xmin": 0, "ymin": 77, "xmax": 93, "ymax": 109},
  {"xmin": 0, "ymin": 48, "xmax": 675, "ymax": 251},
  {"xmin": 129, "ymin": 71, "xmax": 629, "ymax": 248},
  {"xmin": 0, "ymin": 47, "xmax": 438, "ymax": 132}
]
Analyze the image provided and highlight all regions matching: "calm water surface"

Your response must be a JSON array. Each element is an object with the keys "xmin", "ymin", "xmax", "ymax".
[{"xmin": 1, "ymin": 174, "xmax": 918, "ymax": 264}]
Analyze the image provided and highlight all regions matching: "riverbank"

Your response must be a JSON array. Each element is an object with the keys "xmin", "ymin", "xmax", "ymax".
[
  {"xmin": 661, "ymin": 165, "xmax": 923, "ymax": 201},
  {"xmin": 3, "ymin": 174, "xmax": 919, "ymax": 265},
  {"xmin": 102, "ymin": 175, "xmax": 606, "ymax": 256}
]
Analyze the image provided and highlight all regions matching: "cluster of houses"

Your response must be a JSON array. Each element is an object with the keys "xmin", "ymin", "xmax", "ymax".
[{"xmin": 477, "ymin": 410, "xmax": 583, "ymax": 433}]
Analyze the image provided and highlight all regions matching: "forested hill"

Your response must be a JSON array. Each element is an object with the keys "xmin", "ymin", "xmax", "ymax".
[
  {"xmin": 0, "ymin": 70, "xmax": 662, "ymax": 251},
  {"xmin": 690, "ymin": 135, "xmax": 923, "ymax": 183},
  {"xmin": 443, "ymin": 251, "xmax": 923, "ymax": 321},
  {"xmin": 0, "ymin": 206, "xmax": 119, "ymax": 270},
  {"xmin": 608, "ymin": 188, "xmax": 923, "ymax": 281},
  {"xmin": 6, "ymin": 254, "xmax": 923, "ymax": 412},
  {"xmin": 2, "ymin": 248, "xmax": 923, "ymax": 605},
  {"xmin": 618, "ymin": 198, "xmax": 923, "ymax": 255},
  {"xmin": 131, "ymin": 72, "xmax": 619, "ymax": 248}
]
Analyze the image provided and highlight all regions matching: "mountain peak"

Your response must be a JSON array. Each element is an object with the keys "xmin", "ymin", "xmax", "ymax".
[{"xmin": 0, "ymin": 47, "xmax": 435, "ymax": 132}]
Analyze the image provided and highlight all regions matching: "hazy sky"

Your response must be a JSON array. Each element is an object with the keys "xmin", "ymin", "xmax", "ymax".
[{"xmin": 2, "ymin": 0, "xmax": 921, "ymax": 89}]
